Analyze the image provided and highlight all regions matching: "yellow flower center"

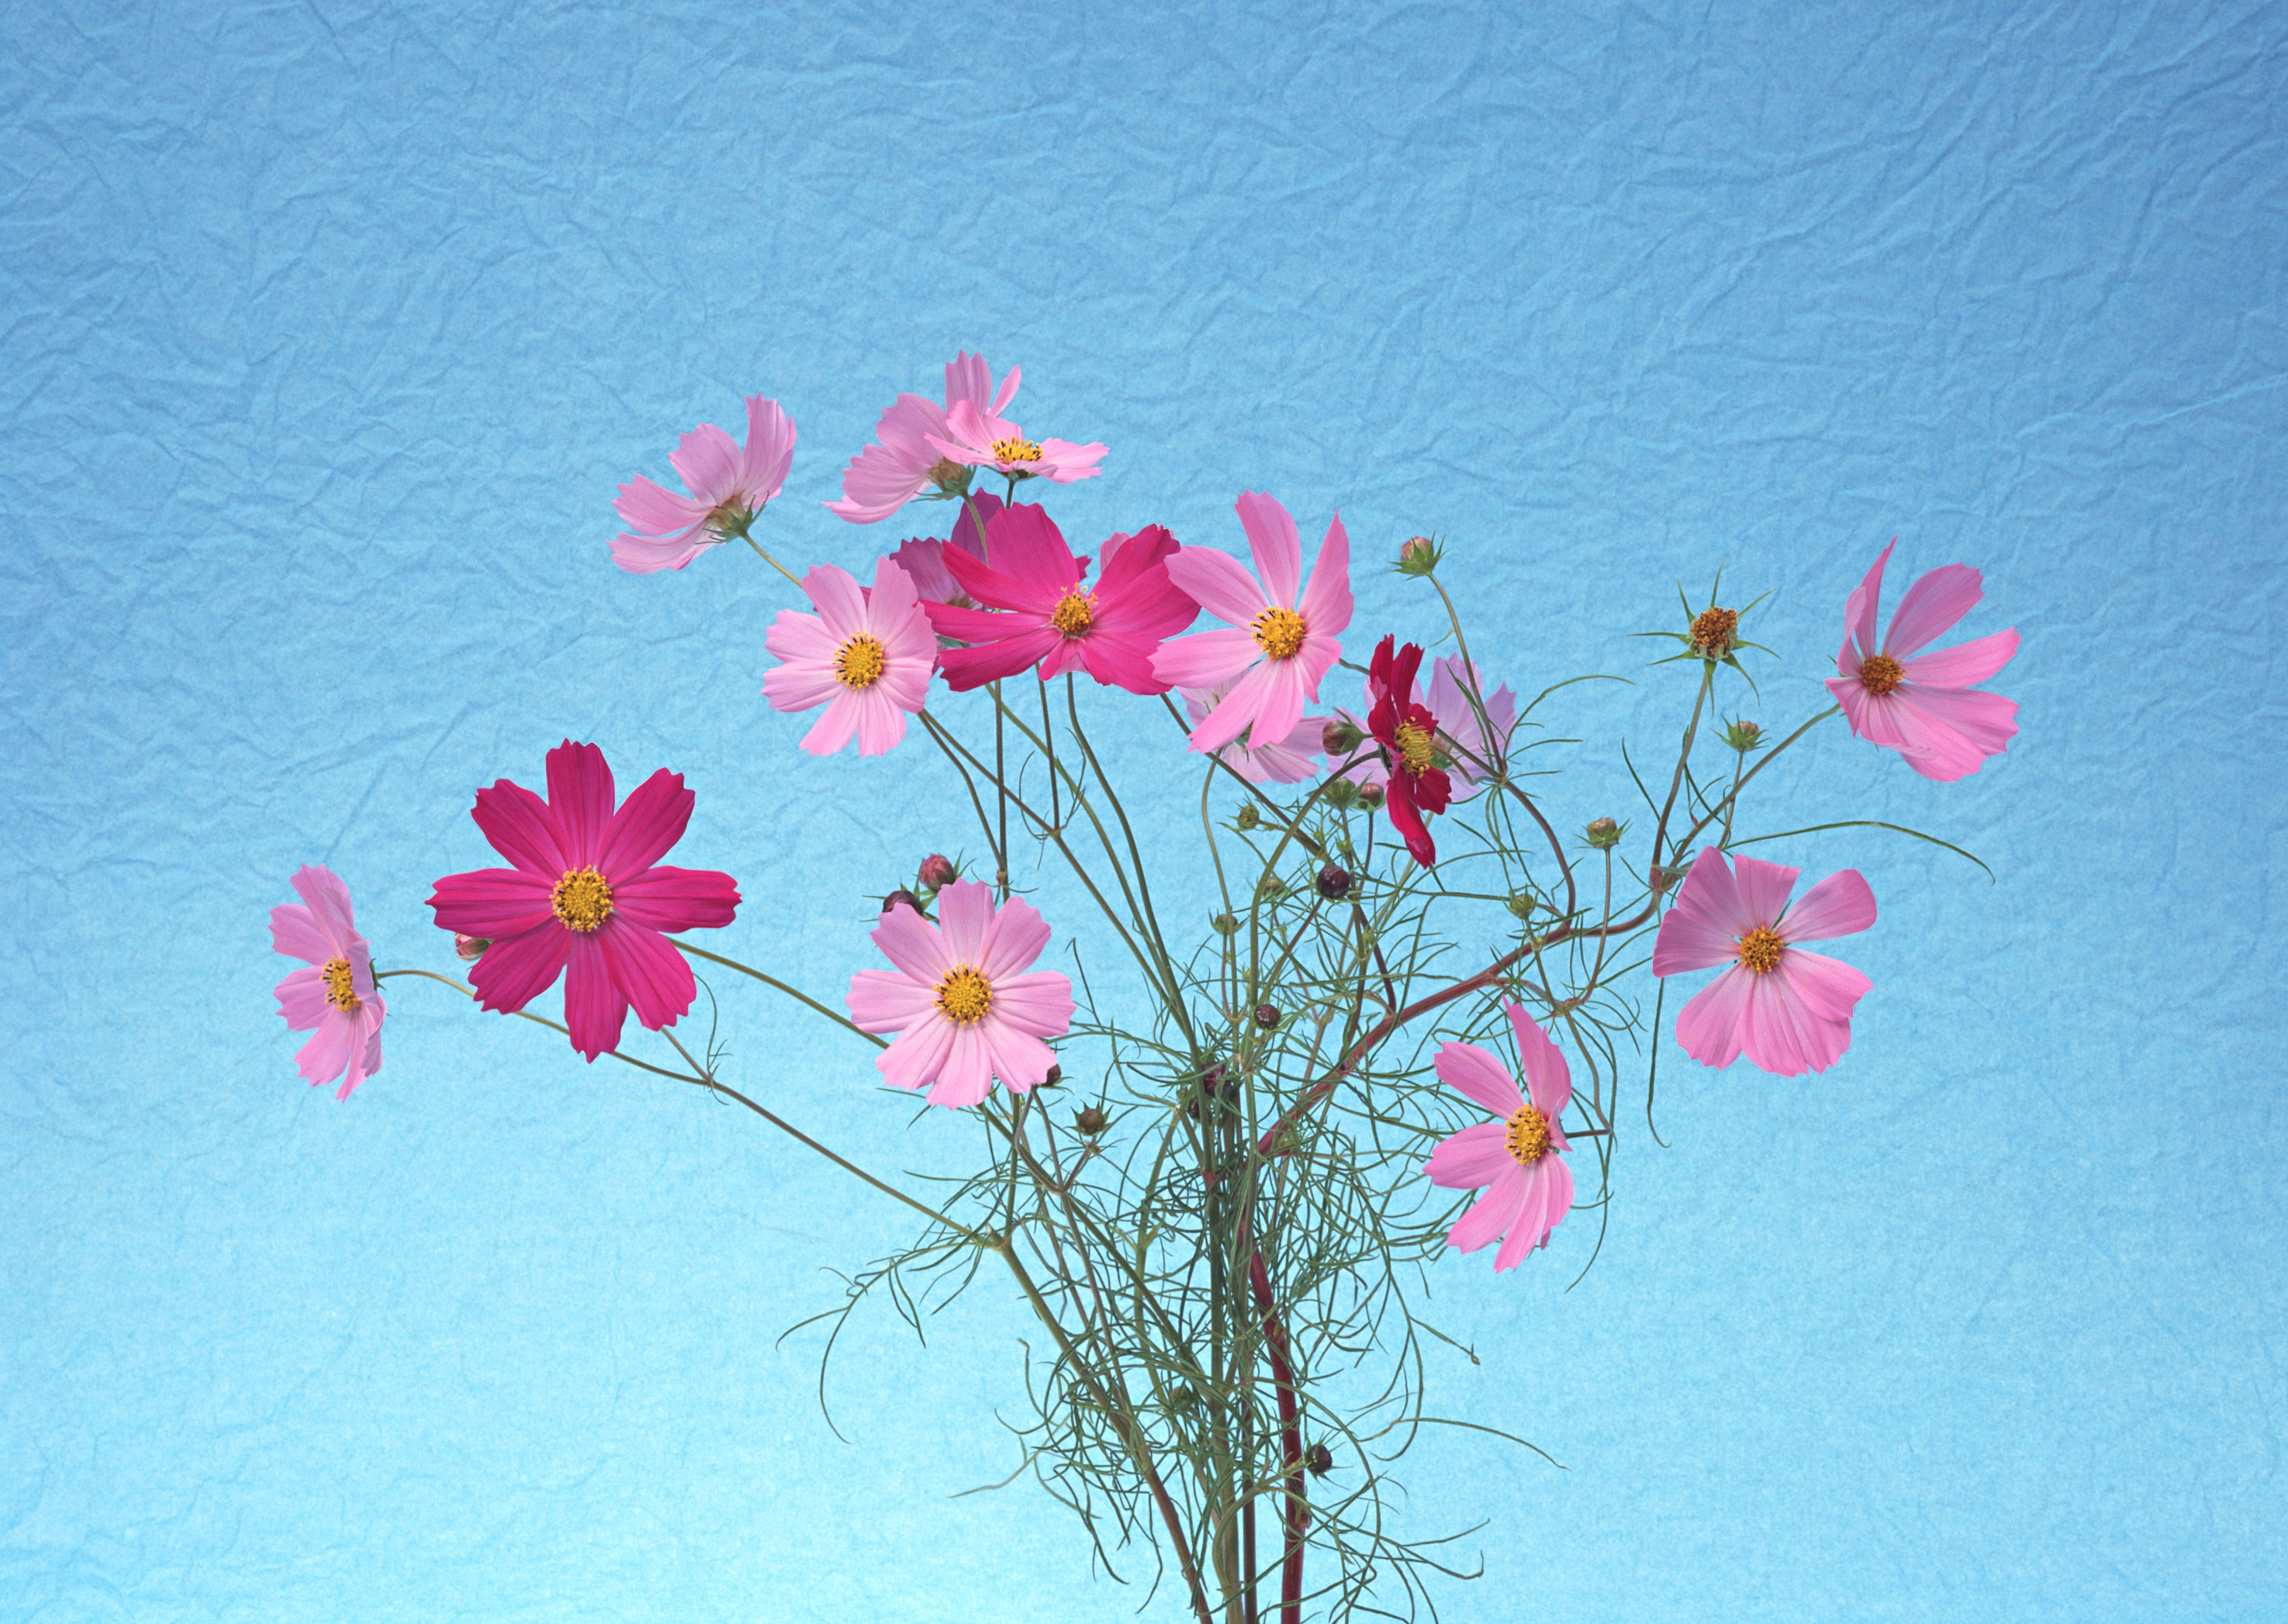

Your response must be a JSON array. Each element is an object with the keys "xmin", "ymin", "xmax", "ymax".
[
  {"xmin": 935, "ymin": 965, "xmax": 994, "ymax": 1025},
  {"xmin": 551, "ymin": 866, "xmax": 613, "ymax": 933},
  {"xmin": 835, "ymin": 634, "xmax": 888, "ymax": 689},
  {"xmin": 1690, "ymin": 606, "xmax": 1739, "ymax": 655},
  {"xmin": 1737, "ymin": 925, "xmax": 1784, "ymax": 974},
  {"xmin": 1505, "ymin": 1102, "xmax": 1551, "ymax": 1165},
  {"xmin": 320, "ymin": 956, "xmax": 361, "ymax": 1013},
  {"xmin": 1859, "ymin": 652, "xmax": 1905, "ymax": 696},
  {"xmin": 1050, "ymin": 589, "xmax": 1097, "ymax": 638},
  {"xmin": 1251, "ymin": 606, "xmax": 1307, "ymax": 660},
  {"xmin": 1393, "ymin": 719, "xmax": 1434, "ymax": 776},
  {"xmin": 990, "ymin": 437, "xmax": 1042, "ymax": 465}
]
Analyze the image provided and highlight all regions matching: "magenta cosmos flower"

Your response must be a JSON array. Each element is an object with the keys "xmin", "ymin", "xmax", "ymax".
[
  {"xmin": 1422, "ymin": 1003, "xmax": 1574, "ymax": 1271},
  {"xmin": 888, "ymin": 492, "xmax": 1003, "ymax": 610},
  {"xmin": 271, "ymin": 864, "xmax": 387, "ymax": 1100},
  {"xmin": 1650, "ymin": 845, "xmax": 1877, "ymax": 1076},
  {"xmin": 1824, "ymin": 540, "xmax": 2019, "ymax": 782},
  {"xmin": 427, "ymin": 741, "xmax": 742, "ymax": 1062},
  {"xmin": 1152, "ymin": 492, "xmax": 1353, "ymax": 756},
  {"xmin": 1363, "ymin": 637, "xmax": 1453, "ymax": 868},
  {"xmin": 1181, "ymin": 683, "xmax": 1325, "ymax": 784},
  {"xmin": 847, "ymin": 880, "xmax": 1076, "ymax": 1108},
  {"xmin": 612, "ymin": 395, "xmax": 797, "ymax": 574},
  {"xmin": 1336, "ymin": 653, "xmax": 1517, "ymax": 800},
  {"xmin": 923, "ymin": 505, "xmax": 1197, "ymax": 694},
  {"xmin": 762, "ymin": 556, "xmax": 937, "ymax": 755}
]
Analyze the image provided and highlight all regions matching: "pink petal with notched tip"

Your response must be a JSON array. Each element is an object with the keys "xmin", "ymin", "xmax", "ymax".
[
  {"xmin": 1242, "ymin": 655, "xmax": 1318, "ymax": 759},
  {"xmin": 988, "ymin": 972, "xmax": 1074, "ymax": 1038},
  {"xmin": 980, "ymin": 1021, "xmax": 1057, "ymax": 1092},
  {"xmin": 1424, "ymin": 1121, "xmax": 1512, "ymax": 1190},
  {"xmin": 1027, "ymin": 439, "xmax": 1107, "ymax": 482},
  {"xmin": 668, "ymin": 422, "xmax": 744, "ymax": 506},
  {"xmin": 1447, "ymin": 1163, "xmax": 1530, "ymax": 1253},
  {"xmin": 1843, "ymin": 541, "xmax": 1894, "ymax": 658},
  {"xmin": 1163, "ymin": 547, "xmax": 1272, "ymax": 630},
  {"xmin": 337, "ymin": 1004, "xmax": 385, "ymax": 1099},
  {"xmin": 931, "ymin": 1024, "xmax": 996, "ymax": 1105},
  {"xmin": 1235, "ymin": 491, "xmax": 1301, "ymax": 606},
  {"xmin": 802, "ymin": 564, "xmax": 871, "ymax": 642},
  {"xmin": 1779, "ymin": 869, "xmax": 1876, "ymax": 945},
  {"xmin": 1650, "ymin": 847, "xmax": 1753, "ymax": 975},
  {"xmin": 1886, "ymin": 684, "xmax": 2020, "ymax": 780},
  {"xmin": 596, "ymin": 919, "xmax": 696, "ymax": 1031},
  {"xmin": 268, "ymin": 904, "xmax": 335, "ymax": 969},
  {"xmin": 1070, "ymin": 632, "xmax": 1167, "ymax": 695},
  {"xmin": 1508, "ymin": 1005, "xmax": 1573, "ymax": 1120},
  {"xmin": 1493, "ymin": 1173, "xmax": 1551, "ymax": 1271},
  {"xmin": 287, "ymin": 865, "xmax": 358, "ymax": 954},
  {"xmin": 890, "ymin": 538, "xmax": 963, "ymax": 603},
  {"xmin": 427, "ymin": 868, "xmax": 556, "ymax": 938},
  {"xmin": 848, "ymin": 968, "xmax": 938, "ymax": 1031},
  {"xmin": 1152, "ymin": 626, "xmax": 1259, "ymax": 691},
  {"xmin": 474, "ymin": 779, "xmax": 568, "ymax": 877},
  {"xmin": 1298, "ymin": 514, "xmax": 1352, "ymax": 635},
  {"xmin": 563, "ymin": 932, "xmax": 630, "ymax": 1060},
  {"xmin": 614, "ymin": 473, "xmax": 708, "ymax": 536},
  {"xmin": 878, "ymin": 1015, "xmax": 956, "ymax": 1093},
  {"xmin": 598, "ymin": 769, "xmax": 693, "ymax": 879},
  {"xmin": 1181, "ymin": 658, "xmax": 1284, "ymax": 755},
  {"xmin": 762, "ymin": 656, "xmax": 844, "ymax": 714},
  {"xmin": 1674, "ymin": 966, "xmax": 1754, "ymax": 1069},
  {"xmin": 546, "ymin": 741, "xmax": 615, "ymax": 866},
  {"xmin": 1882, "ymin": 562, "xmax": 1985, "ymax": 659},
  {"xmin": 800, "ymin": 693, "xmax": 863, "ymax": 756},
  {"xmin": 738, "ymin": 396, "xmax": 795, "ymax": 499},
  {"xmin": 1906, "ymin": 627, "xmax": 2018, "ymax": 688},
  {"xmin": 980, "ymin": 896, "xmax": 1051, "ymax": 979},
  {"xmin": 611, "ymin": 866, "xmax": 738, "ymax": 931},
  {"xmin": 1729, "ymin": 854, "xmax": 1800, "ymax": 930},
  {"xmin": 853, "ymin": 688, "xmax": 912, "ymax": 755},
  {"xmin": 610, "ymin": 529, "xmax": 716, "ymax": 574},
  {"xmin": 1775, "ymin": 948, "xmax": 1872, "ymax": 1026},
  {"xmin": 937, "ymin": 627, "xmax": 1061, "ymax": 690},
  {"xmin": 1740, "ymin": 969, "xmax": 1855, "ymax": 1076},
  {"xmin": 468, "ymin": 919, "xmax": 572, "ymax": 1014},
  {"xmin": 274, "ymin": 966, "xmax": 331, "ymax": 1030},
  {"xmin": 1433, "ymin": 1040, "xmax": 1528, "ymax": 1118},
  {"xmin": 1826, "ymin": 672, "xmax": 1916, "ymax": 749},
  {"xmin": 296, "ymin": 1017, "xmax": 354, "ymax": 1090},
  {"xmin": 935, "ymin": 881, "xmax": 995, "ymax": 964}
]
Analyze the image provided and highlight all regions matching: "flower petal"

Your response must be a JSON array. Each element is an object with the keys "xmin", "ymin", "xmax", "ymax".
[
  {"xmin": 1882, "ymin": 562, "xmax": 1984, "ymax": 659},
  {"xmin": 468, "ymin": 920, "xmax": 572, "ymax": 1014},
  {"xmin": 545, "ymin": 741, "xmax": 616, "ymax": 867},
  {"xmin": 1434, "ymin": 1040, "xmax": 1527, "ymax": 1118},
  {"xmin": 849, "ymin": 968, "xmax": 939, "ymax": 1032},
  {"xmin": 1729, "ymin": 854, "xmax": 1799, "ymax": 931},
  {"xmin": 427, "ymin": 868, "xmax": 558, "ymax": 939},
  {"xmin": 877, "ymin": 1014, "xmax": 956, "ymax": 1093},
  {"xmin": 562, "ymin": 931, "xmax": 630, "ymax": 1060},
  {"xmin": 1841, "ymin": 541, "xmax": 1893, "ymax": 661},
  {"xmin": 597, "ymin": 769, "xmax": 693, "ymax": 879},
  {"xmin": 1298, "ymin": 511, "xmax": 1353, "ymax": 636},
  {"xmin": 1905, "ymin": 627, "xmax": 2017, "ymax": 689},
  {"xmin": 1507, "ymin": 1004, "xmax": 1573, "ymax": 1120},
  {"xmin": 472, "ymin": 778, "xmax": 569, "ymax": 878},
  {"xmin": 1424, "ymin": 1121, "xmax": 1512, "ymax": 1190},
  {"xmin": 1779, "ymin": 869, "xmax": 1875, "ymax": 945},
  {"xmin": 1673, "ymin": 966, "xmax": 1754, "ymax": 1069},
  {"xmin": 1446, "ymin": 1163, "xmax": 1529, "ymax": 1253},
  {"xmin": 1234, "ymin": 491, "xmax": 1301, "ymax": 608},
  {"xmin": 596, "ymin": 918, "xmax": 698, "ymax": 1031},
  {"xmin": 936, "ymin": 880, "xmax": 994, "ymax": 964},
  {"xmin": 1163, "ymin": 546, "xmax": 1271, "ymax": 631}
]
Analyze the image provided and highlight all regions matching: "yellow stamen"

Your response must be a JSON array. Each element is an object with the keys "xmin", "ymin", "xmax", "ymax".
[
  {"xmin": 1505, "ymin": 1102, "xmax": 1551, "ymax": 1165},
  {"xmin": 990, "ymin": 437, "xmax": 1042, "ymax": 465},
  {"xmin": 1251, "ymin": 606, "xmax": 1307, "ymax": 660},
  {"xmin": 320, "ymin": 956, "xmax": 361, "ymax": 1013},
  {"xmin": 552, "ymin": 866, "xmax": 613, "ymax": 933},
  {"xmin": 935, "ymin": 965, "xmax": 993, "ymax": 1025},
  {"xmin": 1393, "ymin": 719, "xmax": 1434, "ymax": 776},
  {"xmin": 1737, "ymin": 925, "xmax": 1784, "ymax": 974},
  {"xmin": 1050, "ymin": 589, "xmax": 1097, "ymax": 638},
  {"xmin": 1859, "ymin": 652, "xmax": 1904, "ymax": 696},
  {"xmin": 1690, "ymin": 606, "xmax": 1739, "ymax": 655},
  {"xmin": 835, "ymin": 634, "xmax": 887, "ymax": 689}
]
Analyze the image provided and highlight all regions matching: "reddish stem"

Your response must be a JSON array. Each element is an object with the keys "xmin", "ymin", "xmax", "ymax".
[{"xmin": 1248, "ymin": 1244, "xmax": 1306, "ymax": 1624}]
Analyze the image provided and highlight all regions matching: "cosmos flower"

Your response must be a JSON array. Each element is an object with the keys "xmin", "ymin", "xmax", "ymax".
[
  {"xmin": 1181, "ymin": 682, "xmax": 1326, "ymax": 784},
  {"xmin": 922, "ymin": 365, "xmax": 1108, "ymax": 485},
  {"xmin": 1824, "ymin": 541, "xmax": 2019, "ymax": 782},
  {"xmin": 270, "ymin": 864, "xmax": 387, "ymax": 1100},
  {"xmin": 888, "ymin": 492, "xmax": 1002, "ymax": 610},
  {"xmin": 1421, "ymin": 1003, "xmax": 1574, "ymax": 1271},
  {"xmin": 427, "ymin": 741, "xmax": 741, "ymax": 1062},
  {"xmin": 1153, "ymin": 492, "xmax": 1352, "ymax": 756},
  {"xmin": 612, "ymin": 395, "xmax": 796, "ymax": 573},
  {"xmin": 1363, "ymin": 637, "xmax": 1451, "ymax": 868},
  {"xmin": 1650, "ymin": 845, "xmax": 1877, "ymax": 1076},
  {"xmin": 762, "ymin": 556, "xmax": 938, "ymax": 755},
  {"xmin": 1333, "ymin": 653, "xmax": 1517, "ymax": 802},
  {"xmin": 846, "ymin": 880, "xmax": 1075, "ymax": 1108}
]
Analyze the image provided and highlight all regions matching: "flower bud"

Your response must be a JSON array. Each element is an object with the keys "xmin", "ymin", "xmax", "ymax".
[
  {"xmin": 1039, "ymin": 1063, "xmax": 1063, "ymax": 1090},
  {"xmin": 919, "ymin": 852, "xmax": 956, "ymax": 889},
  {"xmin": 1212, "ymin": 912, "xmax": 1240, "ymax": 936},
  {"xmin": 1321, "ymin": 776, "xmax": 1360, "ymax": 810},
  {"xmin": 1256, "ymin": 873, "xmax": 1287, "ymax": 902},
  {"xmin": 1235, "ymin": 803, "xmax": 1260, "ymax": 831},
  {"xmin": 1322, "ymin": 717, "xmax": 1363, "ymax": 756},
  {"xmin": 453, "ymin": 932, "xmax": 491, "ymax": 961},
  {"xmin": 1315, "ymin": 863, "xmax": 1353, "ymax": 900},
  {"xmin": 1688, "ymin": 606, "xmax": 1740, "ymax": 658},
  {"xmin": 925, "ymin": 456, "xmax": 973, "ymax": 496},
  {"xmin": 882, "ymin": 888, "xmax": 921, "ymax": 914},
  {"xmin": 1585, "ymin": 817, "xmax": 1621, "ymax": 849},
  {"xmin": 1184, "ymin": 1063, "xmax": 1234, "ymax": 1120},
  {"xmin": 1357, "ymin": 783, "xmax": 1387, "ymax": 810},
  {"xmin": 1722, "ymin": 718, "xmax": 1764, "ymax": 752},
  {"xmin": 1395, "ymin": 535, "xmax": 1443, "ymax": 577},
  {"xmin": 1075, "ymin": 1104, "xmax": 1108, "ymax": 1135},
  {"xmin": 1505, "ymin": 892, "xmax": 1537, "ymax": 921},
  {"xmin": 1305, "ymin": 1442, "xmax": 1333, "ymax": 1476},
  {"xmin": 1253, "ymin": 1003, "xmax": 1282, "ymax": 1030}
]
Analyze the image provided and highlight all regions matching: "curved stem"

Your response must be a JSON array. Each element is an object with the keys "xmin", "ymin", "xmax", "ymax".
[{"xmin": 668, "ymin": 939, "xmax": 885, "ymax": 1048}]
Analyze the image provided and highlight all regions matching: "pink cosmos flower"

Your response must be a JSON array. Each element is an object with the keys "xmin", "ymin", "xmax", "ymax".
[
  {"xmin": 612, "ymin": 395, "xmax": 797, "ymax": 574},
  {"xmin": 1824, "ymin": 540, "xmax": 2020, "ymax": 782},
  {"xmin": 763, "ymin": 556, "xmax": 938, "ymax": 755},
  {"xmin": 829, "ymin": 354, "xmax": 1101, "ymax": 522},
  {"xmin": 889, "ymin": 492, "xmax": 1000, "ymax": 606},
  {"xmin": 1650, "ymin": 845, "xmax": 1877, "ymax": 1076},
  {"xmin": 924, "ymin": 506, "xmax": 1198, "ymax": 695},
  {"xmin": 922, "ymin": 365, "xmax": 1108, "ymax": 485},
  {"xmin": 1152, "ymin": 492, "xmax": 1353, "ymax": 756},
  {"xmin": 271, "ymin": 864, "xmax": 387, "ymax": 1100},
  {"xmin": 427, "ymin": 741, "xmax": 742, "ymax": 1063},
  {"xmin": 1422, "ymin": 1003, "xmax": 1574, "ymax": 1271},
  {"xmin": 1181, "ymin": 684, "xmax": 1326, "ymax": 784},
  {"xmin": 847, "ymin": 880, "xmax": 1076, "ymax": 1108},
  {"xmin": 1332, "ymin": 654, "xmax": 1518, "ymax": 802}
]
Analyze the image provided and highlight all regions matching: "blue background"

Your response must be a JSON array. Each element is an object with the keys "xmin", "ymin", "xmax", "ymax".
[{"xmin": 4, "ymin": 1, "xmax": 2283, "ymax": 1618}]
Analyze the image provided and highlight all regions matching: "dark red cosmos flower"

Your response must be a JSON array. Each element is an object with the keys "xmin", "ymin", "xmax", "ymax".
[
  {"xmin": 1366, "ymin": 635, "xmax": 1452, "ymax": 867},
  {"xmin": 427, "ymin": 741, "xmax": 741, "ymax": 1061}
]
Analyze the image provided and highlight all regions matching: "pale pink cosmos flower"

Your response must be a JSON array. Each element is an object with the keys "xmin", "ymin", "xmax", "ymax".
[
  {"xmin": 763, "ymin": 557, "xmax": 937, "ymax": 756},
  {"xmin": 612, "ymin": 395, "xmax": 796, "ymax": 574},
  {"xmin": 1422, "ymin": 1003, "xmax": 1574, "ymax": 1271},
  {"xmin": 1824, "ymin": 540, "xmax": 2019, "ymax": 782},
  {"xmin": 271, "ymin": 864, "xmax": 387, "ymax": 1100},
  {"xmin": 1153, "ymin": 492, "xmax": 1353, "ymax": 757},
  {"xmin": 1650, "ymin": 845, "xmax": 1878, "ymax": 1076},
  {"xmin": 923, "ymin": 366, "xmax": 1108, "ymax": 485},
  {"xmin": 847, "ymin": 880, "xmax": 1076, "ymax": 1108},
  {"xmin": 830, "ymin": 354, "xmax": 1094, "ymax": 523},
  {"xmin": 1331, "ymin": 654, "xmax": 1518, "ymax": 801},
  {"xmin": 1181, "ymin": 684, "xmax": 1326, "ymax": 785}
]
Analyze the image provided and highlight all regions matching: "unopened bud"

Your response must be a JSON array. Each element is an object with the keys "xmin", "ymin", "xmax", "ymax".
[
  {"xmin": 1235, "ymin": 803, "xmax": 1260, "ymax": 831},
  {"xmin": 882, "ymin": 888, "xmax": 921, "ymax": 914},
  {"xmin": 1357, "ymin": 783, "xmax": 1387, "ymax": 810},
  {"xmin": 1722, "ymin": 718, "xmax": 1764, "ymax": 752},
  {"xmin": 925, "ymin": 456, "xmax": 973, "ymax": 496},
  {"xmin": 1505, "ymin": 893, "xmax": 1537, "ymax": 921},
  {"xmin": 1395, "ymin": 535, "xmax": 1443, "ymax": 577},
  {"xmin": 1253, "ymin": 1003, "xmax": 1282, "ymax": 1030},
  {"xmin": 1585, "ymin": 817, "xmax": 1621, "ymax": 849},
  {"xmin": 1322, "ymin": 717, "xmax": 1363, "ymax": 756},
  {"xmin": 1315, "ymin": 863, "xmax": 1353, "ymax": 900},
  {"xmin": 1211, "ymin": 912, "xmax": 1240, "ymax": 936},
  {"xmin": 1256, "ymin": 873, "xmax": 1287, "ymax": 902},
  {"xmin": 1039, "ymin": 1063, "xmax": 1063, "ymax": 1090},
  {"xmin": 1321, "ymin": 776, "xmax": 1360, "ymax": 810},
  {"xmin": 1184, "ymin": 1064, "xmax": 1234, "ymax": 1120},
  {"xmin": 453, "ymin": 932, "xmax": 491, "ymax": 961},
  {"xmin": 1075, "ymin": 1104, "xmax": 1108, "ymax": 1135},
  {"xmin": 1305, "ymin": 1443, "xmax": 1333, "ymax": 1476},
  {"xmin": 919, "ymin": 852, "xmax": 956, "ymax": 889}
]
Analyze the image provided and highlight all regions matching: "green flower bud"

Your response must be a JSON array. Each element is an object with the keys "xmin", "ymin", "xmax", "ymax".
[{"xmin": 1585, "ymin": 817, "xmax": 1622, "ymax": 849}]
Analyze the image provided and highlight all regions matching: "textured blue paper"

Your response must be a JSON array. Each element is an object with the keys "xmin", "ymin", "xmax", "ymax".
[{"xmin": 3, "ymin": 1, "xmax": 2283, "ymax": 1618}]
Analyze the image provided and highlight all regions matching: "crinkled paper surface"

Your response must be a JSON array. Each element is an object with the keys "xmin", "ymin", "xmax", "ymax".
[{"xmin": 3, "ymin": 2, "xmax": 2283, "ymax": 1619}]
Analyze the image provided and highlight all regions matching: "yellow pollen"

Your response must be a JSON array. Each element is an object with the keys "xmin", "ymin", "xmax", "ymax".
[
  {"xmin": 1690, "ymin": 606, "xmax": 1739, "ymax": 654},
  {"xmin": 1051, "ymin": 589, "xmax": 1097, "ymax": 638},
  {"xmin": 990, "ymin": 437, "xmax": 1043, "ymax": 465},
  {"xmin": 1859, "ymin": 652, "xmax": 1905, "ymax": 696},
  {"xmin": 1251, "ymin": 606, "xmax": 1308, "ymax": 660},
  {"xmin": 1505, "ymin": 1102, "xmax": 1551, "ymax": 1165},
  {"xmin": 1393, "ymin": 719, "xmax": 1434, "ymax": 776},
  {"xmin": 935, "ymin": 965, "xmax": 994, "ymax": 1025},
  {"xmin": 551, "ymin": 866, "xmax": 613, "ymax": 933},
  {"xmin": 1737, "ymin": 925, "xmax": 1784, "ymax": 975},
  {"xmin": 320, "ymin": 956, "xmax": 361, "ymax": 1013},
  {"xmin": 835, "ymin": 634, "xmax": 888, "ymax": 689}
]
